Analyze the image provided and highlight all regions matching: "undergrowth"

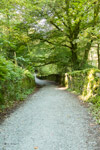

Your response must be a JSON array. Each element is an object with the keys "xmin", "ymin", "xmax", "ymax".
[
  {"xmin": 88, "ymin": 96, "xmax": 100, "ymax": 124},
  {"xmin": 0, "ymin": 56, "xmax": 35, "ymax": 112}
]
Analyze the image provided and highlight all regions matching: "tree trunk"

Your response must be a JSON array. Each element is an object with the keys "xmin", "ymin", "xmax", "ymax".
[
  {"xmin": 80, "ymin": 1, "xmax": 99, "ymax": 69},
  {"xmin": 97, "ymin": 44, "xmax": 100, "ymax": 69},
  {"xmin": 80, "ymin": 41, "xmax": 92, "ymax": 68},
  {"xmin": 94, "ymin": 0, "xmax": 100, "ymax": 25},
  {"xmin": 14, "ymin": 52, "xmax": 18, "ymax": 66},
  {"xmin": 71, "ymin": 43, "xmax": 79, "ymax": 70}
]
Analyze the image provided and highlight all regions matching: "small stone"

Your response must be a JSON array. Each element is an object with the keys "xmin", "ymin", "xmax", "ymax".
[{"xmin": 34, "ymin": 147, "xmax": 38, "ymax": 149}]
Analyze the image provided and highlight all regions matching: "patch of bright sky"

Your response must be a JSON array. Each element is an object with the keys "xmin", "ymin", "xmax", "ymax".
[
  {"xmin": 38, "ymin": 19, "xmax": 46, "ymax": 26},
  {"xmin": 0, "ymin": 13, "xmax": 4, "ymax": 19}
]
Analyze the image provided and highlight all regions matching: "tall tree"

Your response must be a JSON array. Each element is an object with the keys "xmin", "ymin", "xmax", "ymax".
[
  {"xmin": 29, "ymin": 0, "xmax": 96, "ymax": 70},
  {"xmin": 80, "ymin": 0, "xmax": 100, "ymax": 68},
  {"xmin": 0, "ymin": 0, "xmax": 100, "ymax": 71}
]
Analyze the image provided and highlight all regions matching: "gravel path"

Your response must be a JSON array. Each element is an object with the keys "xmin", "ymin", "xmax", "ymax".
[{"xmin": 0, "ymin": 85, "xmax": 100, "ymax": 150}]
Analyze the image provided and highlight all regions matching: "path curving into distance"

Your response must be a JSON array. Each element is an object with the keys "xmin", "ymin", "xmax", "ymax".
[{"xmin": 0, "ymin": 85, "xmax": 100, "ymax": 150}]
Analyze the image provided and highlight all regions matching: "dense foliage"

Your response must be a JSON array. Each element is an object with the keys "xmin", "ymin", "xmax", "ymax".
[
  {"xmin": 0, "ymin": 0, "xmax": 100, "ymax": 73},
  {"xmin": 0, "ymin": 56, "xmax": 35, "ymax": 110}
]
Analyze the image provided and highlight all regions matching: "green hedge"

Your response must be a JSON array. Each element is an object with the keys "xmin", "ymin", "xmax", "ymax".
[
  {"xmin": 0, "ymin": 56, "xmax": 35, "ymax": 110},
  {"xmin": 62, "ymin": 68, "xmax": 100, "ymax": 123},
  {"xmin": 62, "ymin": 68, "xmax": 100, "ymax": 100}
]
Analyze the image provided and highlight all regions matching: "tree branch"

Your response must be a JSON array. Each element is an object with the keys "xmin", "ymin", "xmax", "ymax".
[
  {"xmin": 50, "ymin": 21, "xmax": 63, "ymax": 32},
  {"xmin": 52, "ymin": 8, "xmax": 71, "ymax": 37},
  {"xmin": 40, "ymin": 38, "xmax": 71, "ymax": 49},
  {"xmin": 33, "ymin": 60, "xmax": 59, "ymax": 67}
]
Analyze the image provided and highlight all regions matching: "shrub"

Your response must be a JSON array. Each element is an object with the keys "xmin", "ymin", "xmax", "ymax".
[
  {"xmin": 0, "ymin": 56, "xmax": 35, "ymax": 109},
  {"xmin": 63, "ymin": 68, "xmax": 100, "ymax": 100}
]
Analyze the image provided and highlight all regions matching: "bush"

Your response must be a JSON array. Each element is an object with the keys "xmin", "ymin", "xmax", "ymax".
[
  {"xmin": 62, "ymin": 68, "xmax": 100, "ymax": 100},
  {"xmin": 0, "ymin": 56, "xmax": 35, "ymax": 109}
]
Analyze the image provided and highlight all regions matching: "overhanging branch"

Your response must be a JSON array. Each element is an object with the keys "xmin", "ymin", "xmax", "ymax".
[
  {"xmin": 39, "ymin": 38, "xmax": 71, "ymax": 49},
  {"xmin": 50, "ymin": 21, "xmax": 63, "ymax": 32}
]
